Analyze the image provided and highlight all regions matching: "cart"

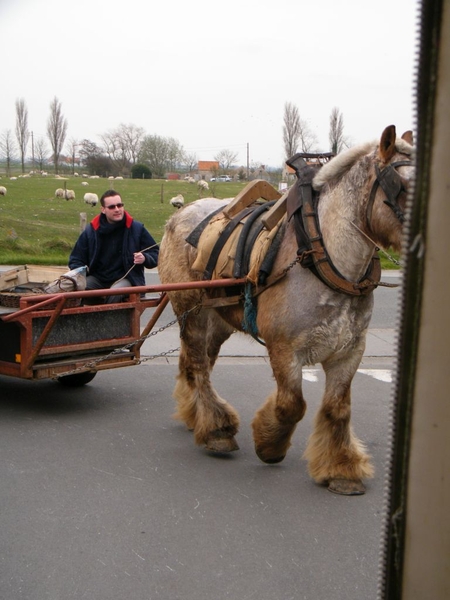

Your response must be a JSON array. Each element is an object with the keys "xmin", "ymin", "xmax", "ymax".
[{"xmin": 0, "ymin": 266, "xmax": 246, "ymax": 386}]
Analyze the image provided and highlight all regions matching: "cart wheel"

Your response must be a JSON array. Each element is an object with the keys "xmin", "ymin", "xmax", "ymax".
[{"xmin": 57, "ymin": 371, "xmax": 97, "ymax": 387}]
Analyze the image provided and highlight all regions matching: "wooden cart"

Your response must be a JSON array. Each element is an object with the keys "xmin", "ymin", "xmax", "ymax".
[{"xmin": 0, "ymin": 265, "xmax": 245, "ymax": 386}]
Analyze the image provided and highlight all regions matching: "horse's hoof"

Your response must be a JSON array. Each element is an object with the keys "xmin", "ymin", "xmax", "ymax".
[
  {"xmin": 327, "ymin": 478, "xmax": 366, "ymax": 496},
  {"xmin": 255, "ymin": 448, "xmax": 286, "ymax": 464},
  {"xmin": 205, "ymin": 436, "xmax": 239, "ymax": 453}
]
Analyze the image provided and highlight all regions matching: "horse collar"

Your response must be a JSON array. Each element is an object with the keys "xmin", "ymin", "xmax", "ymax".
[{"xmin": 287, "ymin": 181, "xmax": 381, "ymax": 296}]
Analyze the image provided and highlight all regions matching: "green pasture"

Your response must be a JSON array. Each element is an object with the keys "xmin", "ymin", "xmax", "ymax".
[
  {"xmin": 0, "ymin": 176, "xmax": 246, "ymax": 265},
  {"xmin": 0, "ymin": 175, "xmax": 399, "ymax": 268}
]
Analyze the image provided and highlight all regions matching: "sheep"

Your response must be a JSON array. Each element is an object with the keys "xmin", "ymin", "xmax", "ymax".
[
  {"xmin": 55, "ymin": 188, "xmax": 65, "ymax": 198},
  {"xmin": 64, "ymin": 190, "xmax": 76, "ymax": 200},
  {"xmin": 170, "ymin": 194, "xmax": 185, "ymax": 209},
  {"xmin": 187, "ymin": 177, "xmax": 196, "ymax": 184},
  {"xmin": 84, "ymin": 192, "xmax": 99, "ymax": 207},
  {"xmin": 0, "ymin": 186, "xmax": 7, "ymax": 196},
  {"xmin": 10, "ymin": 177, "xmax": 17, "ymax": 181},
  {"xmin": 115, "ymin": 176, "xmax": 123, "ymax": 180},
  {"xmin": 81, "ymin": 181, "xmax": 89, "ymax": 186},
  {"xmin": 198, "ymin": 179, "xmax": 209, "ymax": 191},
  {"xmin": 108, "ymin": 176, "xmax": 115, "ymax": 180}
]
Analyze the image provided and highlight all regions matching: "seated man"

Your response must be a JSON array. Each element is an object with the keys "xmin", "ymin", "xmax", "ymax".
[{"xmin": 69, "ymin": 189, "xmax": 159, "ymax": 303}]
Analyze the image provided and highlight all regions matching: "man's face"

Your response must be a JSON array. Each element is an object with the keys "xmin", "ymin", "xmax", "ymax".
[{"xmin": 102, "ymin": 195, "xmax": 125, "ymax": 223}]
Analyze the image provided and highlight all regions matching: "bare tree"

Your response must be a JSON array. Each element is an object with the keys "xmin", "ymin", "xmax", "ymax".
[
  {"xmin": 298, "ymin": 120, "xmax": 319, "ymax": 153},
  {"xmin": 0, "ymin": 130, "xmax": 16, "ymax": 177},
  {"xmin": 66, "ymin": 137, "xmax": 79, "ymax": 174},
  {"xmin": 101, "ymin": 123, "xmax": 145, "ymax": 175},
  {"xmin": 214, "ymin": 149, "xmax": 239, "ymax": 170},
  {"xmin": 34, "ymin": 137, "xmax": 49, "ymax": 171},
  {"xmin": 329, "ymin": 107, "xmax": 347, "ymax": 154},
  {"xmin": 46, "ymin": 96, "xmax": 68, "ymax": 174},
  {"xmin": 183, "ymin": 151, "xmax": 198, "ymax": 173},
  {"xmin": 15, "ymin": 98, "xmax": 30, "ymax": 174},
  {"xmin": 138, "ymin": 134, "xmax": 184, "ymax": 178},
  {"xmin": 283, "ymin": 101, "xmax": 300, "ymax": 160}
]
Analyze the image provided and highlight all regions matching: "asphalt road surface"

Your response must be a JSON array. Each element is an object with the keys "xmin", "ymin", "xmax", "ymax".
[{"xmin": 0, "ymin": 271, "xmax": 402, "ymax": 600}]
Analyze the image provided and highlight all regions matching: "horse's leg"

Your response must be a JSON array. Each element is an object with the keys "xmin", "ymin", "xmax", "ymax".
[
  {"xmin": 304, "ymin": 350, "xmax": 374, "ymax": 495},
  {"xmin": 172, "ymin": 302, "xmax": 240, "ymax": 453},
  {"xmin": 251, "ymin": 345, "xmax": 306, "ymax": 463}
]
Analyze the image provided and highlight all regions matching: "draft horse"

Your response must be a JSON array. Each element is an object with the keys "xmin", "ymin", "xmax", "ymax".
[{"xmin": 158, "ymin": 125, "xmax": 414, "ymax": 495}]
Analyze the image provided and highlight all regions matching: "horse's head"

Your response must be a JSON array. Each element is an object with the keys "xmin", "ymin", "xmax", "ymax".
[{"xmin": 369, "ymin": 125, "xmax": 415, "ymax": 252}]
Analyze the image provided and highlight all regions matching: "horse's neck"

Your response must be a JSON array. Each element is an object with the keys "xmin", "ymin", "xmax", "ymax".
[{"xmin": 318, "ymin": 188, "xmax": 375, "ymax": 281}]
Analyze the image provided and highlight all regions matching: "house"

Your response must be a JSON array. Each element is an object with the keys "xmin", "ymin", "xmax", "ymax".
[{"xmin": 197, "ymin": 161, "xmax": 219, "ymax": 180}]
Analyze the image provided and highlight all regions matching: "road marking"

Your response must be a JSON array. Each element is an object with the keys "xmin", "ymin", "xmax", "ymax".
[{"xmin": 302, "ymin": 369, "xmax": 392, "ymax": 383}]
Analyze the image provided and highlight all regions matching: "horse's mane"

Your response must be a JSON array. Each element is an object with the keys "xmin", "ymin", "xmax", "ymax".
[{"xmin": 312, "ymin": 137, "xmax": 414, "ymax": 192}]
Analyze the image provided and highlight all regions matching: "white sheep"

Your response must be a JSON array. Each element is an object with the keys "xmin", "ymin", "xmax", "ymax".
[
  {"xmin": 81, "ymin": 181, "xmax": 89, "ymax": 186},
  {"xmin": 64, "ymin": 190, "xmax": 76, "ymax": 200},
  {"xmin": 115, "ymin": 176, "xmax": 123, "ymax": 180},
  {"xmin": 187, "ymin": 177, "xmax": 196, "ymax": 184},
  {"xmin": 84, "ymin": 192, "xmax": 99, "ymax": 207},
  {"xmin": 170, "ymin": 194, "xmax": 185, "ymax": 209},
  {"xmin": 0, "ymin": 186, "xmax": 7, "ymax": 196},
  {"xmin": 108, "ymin": 176, "xmax": 114, "ymax": 180},
  {"xmin": 55, "ymin": 188, "xmax": 65, "ymax": 198},
  {"xmin": 198, "ymin": 180, "xmax": 209, "ymax": 191},
  {"xmin": 10, "ymin": 177, "xmax": 17, "ymax": 181}
]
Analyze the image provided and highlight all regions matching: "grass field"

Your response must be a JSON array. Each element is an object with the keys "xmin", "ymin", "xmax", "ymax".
[
  {"xmin": 0, "ymin": 175, "xmax": 400, "ymax": 268},
  {"xmin": 0, "ymin": 176, "xmax": 247, "ymax": 265}
]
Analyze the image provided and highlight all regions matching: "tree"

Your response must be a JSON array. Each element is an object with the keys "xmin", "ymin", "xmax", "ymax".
[
  {"xmin": 329, "ymin": 107, "xmax": 347, "ymax": 154},
  {"xmin": 0, "ymin": 130, "xmax": 16, "ymax": 177},
  {"xmin": 131, "ymin": 164, "xmax": 152, "ymax": 179},
  {"xmin": 15, "ymin": 98, "xmax": 29, "ymax": 174},
  {"xmin": 46, "ymin": 96, "xmax": 68, "ymax": 174},
  {"xmin": 34, "ymin": 137, "xmax": 49, "ymax": 171},
  {"xmin": 183, "ymin": 151, "xmax": 198, "ymax": 172},
  {"xmin": 78, "ymin": 139, "xmax": 109, "ymax": 176},
  {"xmin": 282, "ymin": 101, "xmax": 300, "ymax": 160},
  {"xmin": 214, "ymin": 149, "xmax": 239, "ymax": 170},
  {"xmin": 138, "ymin": 135, "xmax": 184, "ymax": 178},
  {"xmin": 66, "ymin": 137, "xmax": 79, "ymax": 174},
  {"xmin": 101, "ymin": 123, "xmax": 145, "ymax": 175}
]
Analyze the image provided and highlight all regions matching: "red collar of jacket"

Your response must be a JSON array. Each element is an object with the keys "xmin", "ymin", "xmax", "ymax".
[{"xmin": 91, "ymin": 211, "xmax": 133, "ymax": 230}]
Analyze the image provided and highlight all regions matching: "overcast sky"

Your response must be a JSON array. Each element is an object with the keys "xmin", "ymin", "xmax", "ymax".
[{"xmin": 1, "ymin": 0, "xmax": 419, "ymax": 168}]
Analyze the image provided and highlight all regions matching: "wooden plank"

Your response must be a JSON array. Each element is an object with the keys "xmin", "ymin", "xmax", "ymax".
[{"xmin": 222, "ymin": 180, "xmax": 281, "ymax": 219}]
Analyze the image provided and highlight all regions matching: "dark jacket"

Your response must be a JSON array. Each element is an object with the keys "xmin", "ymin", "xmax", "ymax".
[{"xmin": 68, "ymin": 211, "xmax": 159, "ymax": 287}]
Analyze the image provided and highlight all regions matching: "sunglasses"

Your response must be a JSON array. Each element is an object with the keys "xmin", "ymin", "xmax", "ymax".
[{"xmin": 104, "ymin": 203, "xmax": 124, "ymax": 210}]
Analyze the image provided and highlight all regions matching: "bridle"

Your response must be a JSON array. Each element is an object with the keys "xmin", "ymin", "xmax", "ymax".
[{"xmin": 367, "ymin": 159, "xmax": 412, "ymax": 226}]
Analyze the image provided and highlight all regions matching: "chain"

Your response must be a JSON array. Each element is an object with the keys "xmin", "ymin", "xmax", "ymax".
[{"xmin": 53, "ymin": 303, "xmax": 201, "ymax": 379}]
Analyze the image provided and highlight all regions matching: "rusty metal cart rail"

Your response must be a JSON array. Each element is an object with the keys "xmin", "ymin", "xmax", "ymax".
[{"xmin": 0, "ymin": 278, "xmax": 246, "ymax": 386}]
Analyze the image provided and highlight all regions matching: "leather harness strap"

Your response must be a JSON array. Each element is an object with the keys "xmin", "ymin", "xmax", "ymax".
[{"xmin": 289, "ymin": 182, "xmax": 381, "ymax": 296}]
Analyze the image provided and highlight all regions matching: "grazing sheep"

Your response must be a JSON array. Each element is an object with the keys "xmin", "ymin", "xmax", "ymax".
[
  {"xmin": 64, "ymin": 190, "xmax": 76, "ymax": 200},
  {"xmin": 84, "ymin": 192, "xmax": 99, "ymax": 207},
  {"xmin": 10, "ymin": 177, "xmax": 17, "ymax": 181},
  {"xmin": 0, "ymin": 186, "xmax": 7, "ymax": 196},
  {"xmin": 170, "ymin": 194, "xmax": 185, "ymax": 209},
  {"xmin": 115, "ymin": 176, "xmax": 123, "ymax": 180},
  {"xmin": 81, "ymin": 181, "xmax": 89, "ymax": 186},
  {"xmin": 187, "ymin": 177, "xmax": 196, "ymax": 184},
  {"xmin": 89, "ymin": 175, "xmax": 100, "ymax": 179},
  {"xmin": 55, "ymin": 188, "xmax": 65, "ymax": 198},
  {"xmin": 198, "ymin": 180, "xmax": 209, "ymax": 191},
  {"xmin": 74, "ymin": 172, "xmax": 79, "ymax": 177},
  {"xmin": 108, "ymin": 176, "xmax": 114, "ymax": 180}
]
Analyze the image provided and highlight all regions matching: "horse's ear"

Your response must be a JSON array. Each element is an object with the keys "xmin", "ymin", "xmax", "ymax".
[
  {"xmin": 401, "ymin": 130, "xmax": 414, "ymax": 145},
  {"xmin": 379, "ymin": 125, "xmax": 397, "ymax": 163}
]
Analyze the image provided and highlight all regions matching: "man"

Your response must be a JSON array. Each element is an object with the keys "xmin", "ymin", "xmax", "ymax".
[{"xmin": 69, "ymin": 189, "xmax": 159, "ymax": 303}]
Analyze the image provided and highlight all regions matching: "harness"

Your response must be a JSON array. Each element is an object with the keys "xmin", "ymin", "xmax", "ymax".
[{"xmin": 286, "ymin": 153, "xmax": 411, "ymax": 296}]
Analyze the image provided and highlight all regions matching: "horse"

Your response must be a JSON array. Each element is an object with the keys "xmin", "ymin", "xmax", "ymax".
[{"xmin": 157, "ymin": 125, "xmax": 414, "ymax": 495}]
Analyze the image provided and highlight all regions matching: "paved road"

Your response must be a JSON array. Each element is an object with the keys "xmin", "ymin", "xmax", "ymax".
[{"xmin": 0, "ymin": 269, "xmax": 402, "ymax": 600}]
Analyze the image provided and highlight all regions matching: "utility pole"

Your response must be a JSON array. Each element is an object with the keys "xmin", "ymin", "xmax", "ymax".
[
  {"xmin": 246, "ymin": 142, "xmax": 249, "ymax": 180},
  {"xmin": 31, "ymin": 131, "xmax": 35, "ymax": 171}
]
